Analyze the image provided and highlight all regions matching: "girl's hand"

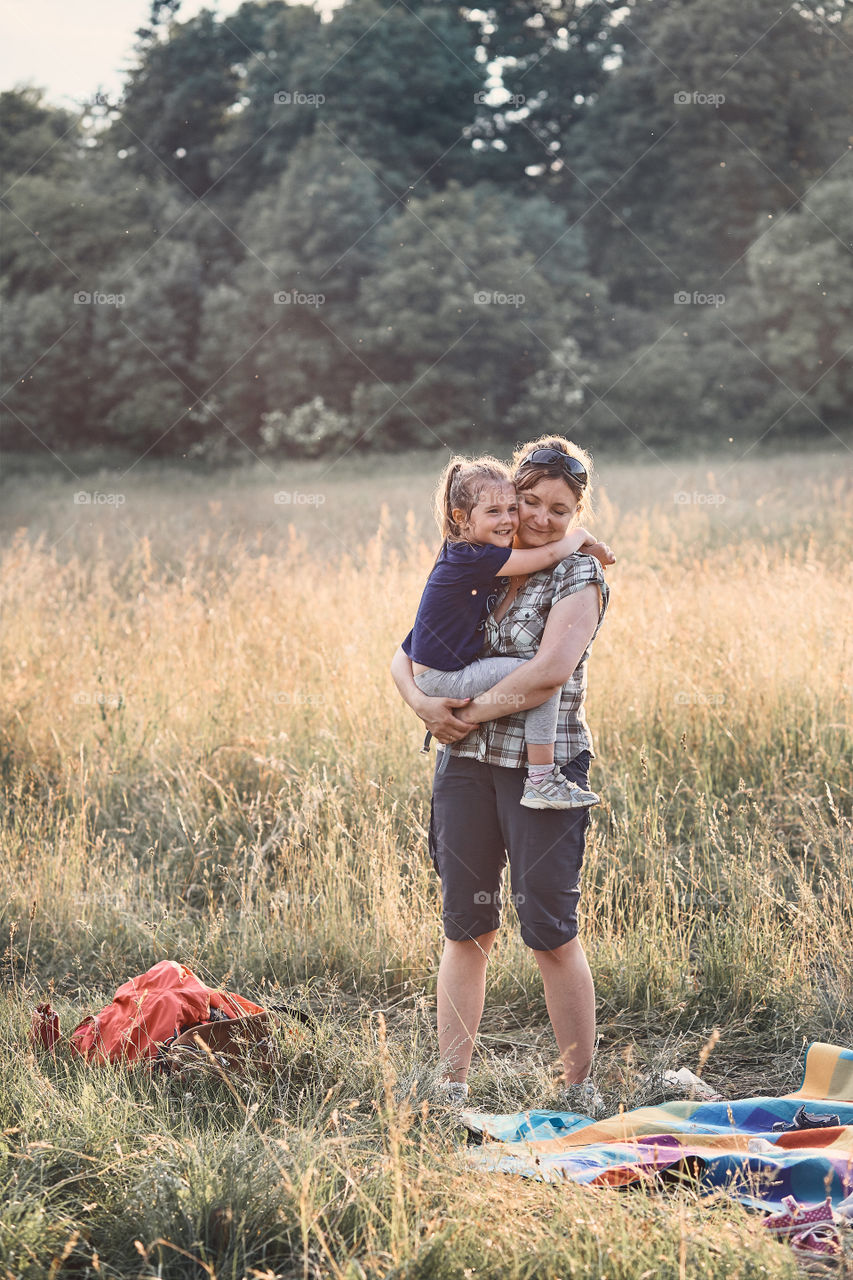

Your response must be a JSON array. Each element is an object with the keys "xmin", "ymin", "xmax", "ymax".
[
  {"xmin": 419, "ymin": 696, "xmax": 474, "ymax": 744},
  {"xmin": 583, "ymin": 540, "xmax": 615, "ymax": 567}
]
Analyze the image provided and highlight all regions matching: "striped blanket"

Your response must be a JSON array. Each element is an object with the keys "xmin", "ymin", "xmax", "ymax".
[{"xmin": 464, "ymin": 1042, "xmax": 853, "ymax": 1212}]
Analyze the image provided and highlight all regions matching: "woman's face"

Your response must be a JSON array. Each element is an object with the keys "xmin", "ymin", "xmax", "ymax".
[{"xmin": 514, "ymin": 476, "xmax": 580, "ymax": 548}]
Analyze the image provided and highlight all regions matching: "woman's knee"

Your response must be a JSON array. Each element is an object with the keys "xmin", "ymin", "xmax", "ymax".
[
  {"xmin": 531, "ymin": 934, "xmax": 583, "ymax": 964},
  {"xmin": 514, "ymin": 899, "xmax": 580, "ymax": 952},
  {"xmin": 443, "ymin": 929, "xmax": 499, "ymax": 956}
]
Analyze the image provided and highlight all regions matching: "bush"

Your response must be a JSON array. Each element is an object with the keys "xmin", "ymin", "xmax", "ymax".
[{"xmin": 259, "ymin": 397, "xmax": 361, "ymax": 458}]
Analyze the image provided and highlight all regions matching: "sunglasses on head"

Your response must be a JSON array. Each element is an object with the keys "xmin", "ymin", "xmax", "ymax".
[{"xmin": 520, "ymin": 447, "xmax": 588, "ymax": 489}]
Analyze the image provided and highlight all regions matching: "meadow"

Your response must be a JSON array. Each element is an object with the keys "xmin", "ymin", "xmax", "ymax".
[{"xmin": 1, "ymin": 445, "xmax": 851, "ymax": 1279}]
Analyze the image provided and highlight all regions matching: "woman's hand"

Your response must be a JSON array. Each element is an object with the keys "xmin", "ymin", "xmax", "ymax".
[
  {"xmin": 419, "ymin": 695, "xmax": 475, "ymax": 744},
  {"xmin": 389, "ymin": 647, "xmax": 474, "ymax": 743}
]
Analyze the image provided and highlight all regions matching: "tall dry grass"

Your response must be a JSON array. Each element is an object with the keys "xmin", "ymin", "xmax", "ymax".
[{"xmin": 0, "ymin": 448, "xmax": 851, "ymax": 1277}]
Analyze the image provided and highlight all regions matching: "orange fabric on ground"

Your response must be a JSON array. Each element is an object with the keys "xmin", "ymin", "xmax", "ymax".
[{"xmin": 69, "ymin": 960, "xmax": 264, "ymax": 1064}]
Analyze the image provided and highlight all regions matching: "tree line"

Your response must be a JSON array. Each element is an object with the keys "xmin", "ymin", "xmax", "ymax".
[{"xmin": 2, "ymin": 0, "xmax": 851, "ymax": 461}]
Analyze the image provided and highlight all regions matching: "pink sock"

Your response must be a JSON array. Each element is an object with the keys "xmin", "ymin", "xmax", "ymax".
[{"xmin": 527, "ymin": 763, "xmax": 554, "ymax": 785}]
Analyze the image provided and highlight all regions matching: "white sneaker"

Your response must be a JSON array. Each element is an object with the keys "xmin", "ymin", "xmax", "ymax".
[
  {"xmin": 559, "ymin": 1076, "xmax": 606, "ymax": 1118},
  {"xmin": 431, "ymin": 1079, "xmax": 470, "ymax": 1107},
  {"xmin": 521, "ymin": 766, "xmax": 600, "ymax": 810}
]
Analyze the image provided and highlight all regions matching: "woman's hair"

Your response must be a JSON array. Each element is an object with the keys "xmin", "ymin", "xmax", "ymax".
[
  {"xmin": 433, "ymin": 454, "xmax": 514, "ymax": 543},
  {"xmin": 511, "ymin": 434, "xmax": 594, "ymax": 523}
]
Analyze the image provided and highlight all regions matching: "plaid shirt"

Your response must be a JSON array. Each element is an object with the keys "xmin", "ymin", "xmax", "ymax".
[{"xmin": 446, "ymin": 553, "xmax": 610, "ymax": 768}]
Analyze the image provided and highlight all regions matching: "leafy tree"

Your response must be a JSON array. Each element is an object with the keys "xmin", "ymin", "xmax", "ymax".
[
  {"xmin": 3, "ymin": 286, "xmax": 88, "ymax": 450},
  {"xmin": 563, "ymin": 0, "xmax": 853, "ymax": 306},
  {"xmin": 576, "ymin": 315, "xmax": 746, "ymax": 448},
  {"xmin": 741, "ymin": 174, "xmax": 853, "ymax": 433},
  {"xmin": 0, "ymin": 89, "xmax": 78, "ymax": 186},
  {"xmin": 350, "ymin": 180, "xmax": 584, "ymax": 447},
  {"xmin": 467, "ymin": 0, "xmax": 618, "ymax": 193},
  {"xmin": 193, "ymin": 129, "xmax": 388, "ymax": 444},
  {"xmin": 2, "ymin": 0, "xmax": 849, "ymax": 459},
  {"xmin": 110, "ymin": 8, "xmax": 249, "ymax": 196},
  {"xmin": 195, "ymin": 1, "xmax": 326, "ymax": 203},
  {"xmin": 247, "ymin": 0, "xmax": 488, "ymax": 197},
  {"xmin": 1, "ymin": 148, "xmax": 154, "ymax": 297},
  {"xmin": 507, "ymin": 335, "xmax": 599, "ymax": 438}
]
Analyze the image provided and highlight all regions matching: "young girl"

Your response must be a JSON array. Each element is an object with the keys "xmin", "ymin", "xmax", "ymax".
[{"xmin": 401, "ymin": 455, "xmax": 612, "ymax": 810}]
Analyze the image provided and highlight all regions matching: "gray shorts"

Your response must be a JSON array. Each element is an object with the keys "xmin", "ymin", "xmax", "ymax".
[{"xmin": 427, "ymin": 749, "xmax": 593, "ymax": 951}]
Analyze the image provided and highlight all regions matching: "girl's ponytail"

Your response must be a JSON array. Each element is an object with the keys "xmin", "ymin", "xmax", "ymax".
[
  {"xmin": 433, "ymin": 456, "xmax": 466, "ymax": 542},
  {"xmin": 431, "ymin": 454, "xmax": 513, "ymax": 546}
]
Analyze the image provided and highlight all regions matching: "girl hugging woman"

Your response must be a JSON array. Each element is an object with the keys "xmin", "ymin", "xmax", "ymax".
[{"xmin": 401, "ymin": 455, "xmax": 613, "ymax": 809}]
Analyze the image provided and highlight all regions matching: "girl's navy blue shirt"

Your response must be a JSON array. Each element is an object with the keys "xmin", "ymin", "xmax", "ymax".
[{"xmin": 401, "ymin": 540, "xmax": 512, "ymax": 671}]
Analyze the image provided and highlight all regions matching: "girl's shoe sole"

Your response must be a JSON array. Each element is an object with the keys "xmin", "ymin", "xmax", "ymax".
[{"xmin": 520, "ymin": 798, "xmax": 599, "ymax": 810}]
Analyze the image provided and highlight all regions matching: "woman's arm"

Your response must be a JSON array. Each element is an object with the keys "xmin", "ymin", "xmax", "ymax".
[
  {"xmin": 457, "ymin": 585, "xmax": 603, "ymax": 726},
  {"xmin": 389, "ymin": 647, "xmax": 474, "ymax": 742}
]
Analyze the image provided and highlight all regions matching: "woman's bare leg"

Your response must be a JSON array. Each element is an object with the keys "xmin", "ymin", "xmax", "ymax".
[
  {"xmin": 436, "ymin": 930, "xmax": 499, "ymax": 1082},
  {"xmin": 532, "ymin": 936, "xmax": 596, "ymax": 1084}
]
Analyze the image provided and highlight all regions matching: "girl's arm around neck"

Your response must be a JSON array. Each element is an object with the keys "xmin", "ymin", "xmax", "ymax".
[{"xmin": 500, "ymin": 527, "xmax": 592, "ymax": 577}]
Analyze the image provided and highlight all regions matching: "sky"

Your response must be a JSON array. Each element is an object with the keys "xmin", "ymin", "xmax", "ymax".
[{"xmin": 2, "ymin": 0, "xmax": 340, "ymax": 110}]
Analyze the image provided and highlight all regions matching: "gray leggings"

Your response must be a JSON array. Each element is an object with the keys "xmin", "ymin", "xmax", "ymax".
[{"xmin": 413, "ymin": 656, "xmax": 560, "ymax": 746}]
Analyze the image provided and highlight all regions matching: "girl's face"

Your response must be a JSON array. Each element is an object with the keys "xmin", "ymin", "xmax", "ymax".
[
  {"xmin": 454, "ymin": 482, "xmax": 519, "ymax": 547},
  {"xmin": 514, "ymin": 477, "xmax": 580, "ymax": 548}
]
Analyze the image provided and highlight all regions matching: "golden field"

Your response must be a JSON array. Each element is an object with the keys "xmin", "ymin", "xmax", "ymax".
[{"xmin": 1, "ymin": 446, "xmax": 851, "ymax": 1278}]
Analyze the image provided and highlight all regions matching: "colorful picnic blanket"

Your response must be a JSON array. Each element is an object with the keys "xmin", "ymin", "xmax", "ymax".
[{"xmin": 463, "ymin": 1042, "xmax": 853, "ymax": 1213}]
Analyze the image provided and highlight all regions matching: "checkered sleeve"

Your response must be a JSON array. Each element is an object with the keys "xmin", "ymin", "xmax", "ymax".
[{"xmin": 549, "ymin": 553, "xmax": 610, "ymax": 633}]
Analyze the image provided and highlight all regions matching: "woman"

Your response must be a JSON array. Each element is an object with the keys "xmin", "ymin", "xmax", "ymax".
[{"xmin": 390, "ymin": 435, "xmax": 612, "ymax": 1104}]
